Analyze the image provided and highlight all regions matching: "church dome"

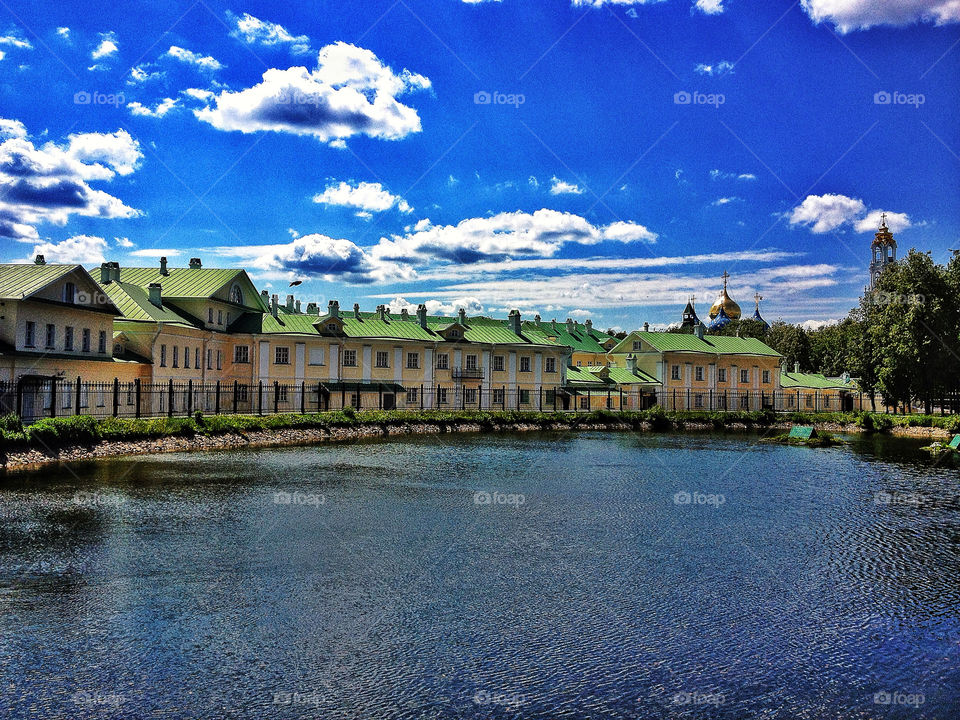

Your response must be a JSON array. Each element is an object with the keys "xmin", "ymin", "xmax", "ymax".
[
  {"xmin": 708, "ymin": 306, "xmax": 733, "ymax": 330},
  {"xmin": 708, "ymin": 272, "xmax": 741, "ymax": 320}
]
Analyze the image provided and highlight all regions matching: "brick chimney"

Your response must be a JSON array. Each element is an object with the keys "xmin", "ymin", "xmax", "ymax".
[
  {"xmin": 457, "ymin": 308, "xmax": 467, "ymax": 325},
  {"xmin": 377, "ymin": 304, "xmax": 387, "ymax": 321},
  {"xmin": 400, "ymin": 308, "xmax": 410, "ymax": 321},
  {"xmin": 328, "ymin": 300, "xmax": 340, "ymax": 319},
  {"xmin": 417, "ymin": 303, "xmax": 428, "ymax": 329},
  {"xmin": 285, "ymin": 294, "xmax": 294, "ymax": 312},
  {"xmin": 294, "ymin": 299, "xmax": 301, "ymax": 313},
  {"xmin": 159, "ymin": 256, "xmax": 168, "ymax": 275},
  {"xmin": 626, "ymin": 353, "xmax": 638, "ymax": 373},
  {"xmin": 509, "ymin": 309, "xmax": 522, "ymax": 335},
  {"xmin": 566, "ymin": 318, "xmax": 575, "ymax": 334},
  {"xmin": 271, "ymin": 294, "xmax": 279, "ymax": 318},
  {"xmin": 148, "ymin": 283, "xmax": 162, "ymax": 307},
  {"xmin": 306, "ymin": 302, "xmax": 317, "ymax": 314},
  {"xmin": 585, "ymin": 319, "xmax": 592, "ymax": 332}
]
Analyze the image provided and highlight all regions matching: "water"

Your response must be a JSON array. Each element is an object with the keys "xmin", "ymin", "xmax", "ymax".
[{"xmin": 1, "ymin": 431, "xmax": 958, "ymax": 719}]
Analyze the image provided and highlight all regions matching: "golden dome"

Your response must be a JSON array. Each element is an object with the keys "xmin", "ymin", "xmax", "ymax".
[{"xmin": 708, "ymin": 272, "xmax": 741, "ymax": 320}]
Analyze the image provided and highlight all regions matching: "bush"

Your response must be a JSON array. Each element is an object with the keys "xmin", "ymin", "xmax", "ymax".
[{"xmin": 27, "ymin": 415, "xmax": 99, "ymax": 447}]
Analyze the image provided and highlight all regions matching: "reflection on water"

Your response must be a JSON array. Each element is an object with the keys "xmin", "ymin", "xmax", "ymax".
[{"xmin": 1, "ymin": 431, "xmax": 958, "ymax": 719}]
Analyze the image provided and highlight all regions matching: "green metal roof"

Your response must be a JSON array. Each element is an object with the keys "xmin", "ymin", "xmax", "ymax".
[
  {"xmin": 528, "ymin": 319, "xmax": 611, "ymax": 353},
  {"xmin": 99, "ymin": 281, "xmax": 199, "ymax": 327},
  {"xmin": 780, "ymin": 371, "xmax": 858, "ymax": 390},
  {"xmin": 112, "ymin": 266, "xmax": 255, "ymax": 302},
  {"xmin": 0, "ymin": 263, "xmax": 82, "ymax": 300},
  {"xmin": 612, "ymin": 331, "xmax": 782, "ymax": 357},
  {"xmin": 565, "ymin": 365, "xmax": 659, "ymax": 387}
]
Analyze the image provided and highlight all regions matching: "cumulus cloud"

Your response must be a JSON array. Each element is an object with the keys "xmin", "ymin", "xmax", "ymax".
[
  {"xmin": 789, "ymin": 193, "xmax": 912, "ymax": 234},
  {"xmin": 114, "ymin": 236, "xmax": 134, "ymax": 247},
  {"xmin": 313, "ymin": 181, "xmax": 412, "ymax": 215},
  {"xmin": 711, "ymin": 196, "xmax": 740, "ymax": 206},
  {"xmin": 128, "ymin": 97, "xmax": 178, "ymax": 117},
  {"xmin": 164, "ymin": 45, "xmax": 223, "ymax": 71},
  {"xmin": 386, "ymin": 295, "xmax": 486, "ymax": 315},
  {"xmin": 694, "ymin": 0, "xmax": 725, "ymax": 15},
  {"xmin": 0, "ymin": 120, "xmax": 142, "ymax": 239},
  {"xmin": 695, "ymin": 60, "xmax": 734, "ymax": 76},
  {"xmin": 801, "ymin": 0, "xmax": 960, "ymax": 33},
  {"xmin": 194, "ymin": 42, "xmax": 430, "ymax": 144},
  {"xmin": 56, "ymin": 27, "xmax": 70, "ymax": 40},
  {"xmin": 130, "ymin": 248, "xmax": 181, "ymax": 257},
  {"xmin": 91, "ymin": 31, "xmax": 118, "ymax": 61},
  {"xmin": 0, "ymin": 33, "xmax": 31, "ymax": 51},
  {"xmin": 227, "ymin": 11, "xmax": 311, "ymax": 54},
  {"xmin": 800, "ymin": 318, "xmax": 841, "ymax": 331},
  {"xmin": 549, "ymin": 176, "xmax": 583, "ymax": 195},
  {"xmin": 28, "ymin": 234, "xmax": 108, "ymax": 264}
]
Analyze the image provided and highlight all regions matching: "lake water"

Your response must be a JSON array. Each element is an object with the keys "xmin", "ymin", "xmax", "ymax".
[{"xmin": 1, "ymin": 431, "xmax": 958, "ymax": 719}]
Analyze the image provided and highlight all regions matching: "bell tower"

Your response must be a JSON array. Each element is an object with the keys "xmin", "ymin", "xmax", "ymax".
[{"xmin": 869, "ymin": 213, "xmax": 897, "ymax": 290}]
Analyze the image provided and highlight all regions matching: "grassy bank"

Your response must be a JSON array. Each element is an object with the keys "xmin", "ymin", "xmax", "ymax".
[{"xmin": 1, "ymin": 408, "xmax": 957, "ymax": 454}]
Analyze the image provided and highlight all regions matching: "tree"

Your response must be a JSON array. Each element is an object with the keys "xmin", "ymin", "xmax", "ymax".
[
  {"xmin": 765, "ymin": 321, "xmax": 811, "ymax": 371},
  {"xmin": 705, "ymin": 318, "xmax": 770, "ymax": 340}
]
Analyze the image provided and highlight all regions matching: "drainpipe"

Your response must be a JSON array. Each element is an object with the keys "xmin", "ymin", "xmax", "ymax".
[{"xmin": 149, "ymin": 322, "xmax": 165, "ymax": 379}]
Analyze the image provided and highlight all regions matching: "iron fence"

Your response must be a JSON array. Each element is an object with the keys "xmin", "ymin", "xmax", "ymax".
[{"xmin": 0, "ymin": 378, "xmax": 956, "ymax": 424}]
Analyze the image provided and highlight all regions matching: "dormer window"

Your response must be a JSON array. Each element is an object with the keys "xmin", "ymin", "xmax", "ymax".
[
  {"xmin": 449, "ymin": 329, "xmax": 460, "ymax": 338},
  {"xmin": 230, "ymin": 284, "xmax": 243, "ymax": 305},
  {"xmin": 63, "ymin": 282, "xmax": 76, "ymax": 303},
  {"xmin": 327, "ymin": 323, "xmax": 338, "ymax": 333}
]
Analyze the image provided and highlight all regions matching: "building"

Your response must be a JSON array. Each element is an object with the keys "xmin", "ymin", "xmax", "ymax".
[
  {"xmin": 869, "ymin": 213, "xmax": 897, "ymax": 290},
  {"xmin": 563, "ymin": 355, "xmax": 660, "ymax": 410},
  {"xmin": 779, "ymin": 366, "xmax": 859, "ymax": 412},
  {"xmin": 527, "ymin": 316, "xmax": 619, "ymax": 368}
]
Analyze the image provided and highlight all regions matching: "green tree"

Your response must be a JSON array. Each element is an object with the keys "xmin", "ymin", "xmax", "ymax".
[{"xmin": 765, "ymin": 321, "xmax": 811, "ymax": 371}]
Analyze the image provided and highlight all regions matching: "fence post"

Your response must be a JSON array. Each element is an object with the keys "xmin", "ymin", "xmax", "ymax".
[
  {"xmin": 273, "ymin": 381, "xmax": 279, "ymax": 414},
  {"xmin": 49, "ymin": 380, "xmax": 57, "ymax": 419},
  {"xmin": 258, "ymin": 381, "xmax": 264, "ymax": 415},
  {"xmin": 75, "ymin": 376, "xmax": 82, "ymax": 416},
  {"xmin": 168, "ymin": 379, "xmax": 174, "ymax": 418},
  {"xmin": 233, "ymin": 380, "xmax": 239, "ymax": 414},
  {"xmin": 301, "ymin": 381, "xmax": 306, "ymax": 414},
  {"xmin": 135, "ymin": 378, "xmax": 141, "ymax": 419},
  {"xmin": 113, "ymin": 378, "xmax": 120, "ymax": 417},
  {"xmin": 215, "ymin": 381, "xmax": 221, "ymax": 415},
  {"xmin": 15, "ymin": 378, "xmax": 23, "ymax": 419},
  {"xmin": 420, "ymin": 384, "xmax": 424, "ymax": 410}
]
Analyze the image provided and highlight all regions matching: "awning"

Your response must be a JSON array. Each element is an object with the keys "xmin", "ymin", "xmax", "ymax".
[{"xmin": 319, "ymin": 382, "xmax": 406, "ymax": 393}]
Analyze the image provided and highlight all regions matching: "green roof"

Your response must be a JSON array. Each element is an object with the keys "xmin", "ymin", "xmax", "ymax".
[
  {"xmin": 0, "ymin": 263, "xmax": 81, "ymax": 300},
  {"xmin": 565, "ymin": 365, "xmax": 659, "ymax": 387},
  {"xmin": 526, "ymin": 319, "xmax": 611, "ymax": 353},
  {"xmin": 780, "ymin": 371, "xmax": 858, "ymax": 390},
  {"xmin": 112, "ymin": 266, "xmax": 261, "ymax": 304},
  {"xmin": 612, "ymin": 331, "xmax": 782, "ymax": 357},
  {"xmin": 99, "ymin": 281, "xmax": 199, "ymax": 327}
]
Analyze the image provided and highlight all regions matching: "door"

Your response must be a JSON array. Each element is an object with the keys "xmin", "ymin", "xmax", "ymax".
[{"xmin": 382, "ymin": 393, "xmax": 396, "ymax": 411}]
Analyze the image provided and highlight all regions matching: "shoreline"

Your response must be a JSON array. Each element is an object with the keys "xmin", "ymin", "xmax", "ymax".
[{"xmin": 2, "ymin": 414, "xmax": 952, "ymax": 474}]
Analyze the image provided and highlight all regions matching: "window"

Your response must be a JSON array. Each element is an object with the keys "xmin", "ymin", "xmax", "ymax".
[
  {"xmin": 545, "ymin": 390, "xmax": 556, "ymax": 406},
  {"xmin": 184, "ymin": 346, "xmax": 190, "ymax": 369},
  {"xmin": 350, "ymin": 392, "xmax": 361, "ymax": 409},
  {"xmin": 216, "ymin": 350, "xmax": 222, "ymax": 370},
  {"xmin": 206, "ymin": 349, "xmax": 213, "ymax": 370},
  {"xmin": 309, "ymin": 347, "xmax": 325, "ymax": 366},
  {"xmin": 436, "ymin": 353, "xmax": 449, "ymax": 370},
  {"xmin": 695, "ymin": 366, "xmax": 704, "ymax": 382},
  {"xmin": 160, "ymin": 344, "xmax": 167, "ymax": 366},
  {"xmin": 275, "ymin": 346, "xmax": 290, "ymax": 365},
  {"xmin": 806, "ymin": 395, "xmax": 814, "ymax": 408},
  {"xmin": 519, "ymin": 389, "xmax": 530, "ymax": 404},
  {"xmin": 376, "ymin": 351, "xmax": 389, "ymax": 368},
  {"xmin": 217, "ymin": 310, "xmax": 223, "ymax": 325},
  {"xmin": 493, "ymin": 388, "xmax": 505, "ymax": 405},
  {"xmin": 24, "ymin": 321, "xmax": 35, "ymax": 347},
  {"xmin": 465, "ymin": 354, "xmax": 478, "ymax": 371},
  {"xmin": 671, "ymin": 365, "xmax": 680, "ymax": 381},
  {"xmin": 695, "ymin": 393, "xmax": 704, "ymax": 408},
  {"xmin": 493, "ymin": 355, "xmax": 505, "ymax": 372},
  {"xmin": 45, "ymin": 324, "xmax": 55, "ymax": 349},
  {"xmin": 81, "ymin": 328, "xmax": 91, "ymax": 353},
  {"xmin": 97, "ymin": 331, "xmax": 107, "ymax": 354},
  {"xmin": 326, "ymin": 323, "xmax": 339, "ymax": 333},
  {"xmin": 740, "ymin": 369, "xmax": 749, "ymax": 384},
  {"xmin": 519, "ymin": 356, "xmax": 531, "ymax": 373},
  {"xmin": 465, "ymin": 388, "xmax": 478, "ymax": 405},
  {"xmin": 718, "ymin": 368, "xmax": 726, "ymax": 383},
  {"xmin": 342, "ymin": 349, "xmax": 357, "ymax": 367},
  {"xmin": 230, "ymin": 284, "xmax": 243, "ymax": 305},
  {"xmin": 237, "ymin": 384, "xmax": 249, "ymax": 402},
  {"xmin": 448, "ymin": 329, "xmax": 461, "ymax": 339},
  {"xmin": 277, "ymin": 385, "xmax": 289, "ymax": 403},
  {"xmin": 545, "ymin": 357, "xmax": 556, "ymax": 373},
  {"xmin": 172, "ymin": 346, "xmax": 179, "ymax": 368},
  {"xmin": 823, "ymin": 395, "xmax": 831, "ymax": 408},
  {"xmin": 633, "ymin": 341, "xmax": 642, "ymax": 350},
  {"xmin": 762, "ymin": 370, "xmax": 770, "ymax": 384},
  {"xmin": 740, "ymin": 394, "xmax": 750, "ymax": 409},
  {"xmin": 64, "ymin": 326, "xmax": 74, "ymax": 351},
  {"xmin": 580, "ymin": 396, "xmax": 590, "ymax": 409},
  {"xmin": 406, "ymin": 388, "xmax": 418, "ymax": 404},
  {"xmin": 234, "ymin": 345, "xmax": 250, "ymax": 364},
  {"xmin": 577, "ymin": 361, "xmax": 582, "ymax": 367},
  {"xmin": 406, "ymin": 352, "xmax": 420, "ymax": 369},
  {"xmin": 788, "ymin": 395, "xmax": 796, "ymax": 407},
  {"xmin": 63, "ymin": 282, "xmax": 76, "ymax": 303},
  {"xmin": 195, "ymin": 348, "xmax": 200, "ymax": 369},
  {"xmin": 438, "ymin": 387, "xmax": 448, "ymax": 404},
  {"xmin": 208, "ymin": 308, "xmax": 214, "ymax": 323}
]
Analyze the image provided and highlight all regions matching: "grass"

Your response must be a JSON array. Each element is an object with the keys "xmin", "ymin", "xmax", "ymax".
[{"xmin": 0, "ymin": 407, "xmax": 957, "ymax": 455}]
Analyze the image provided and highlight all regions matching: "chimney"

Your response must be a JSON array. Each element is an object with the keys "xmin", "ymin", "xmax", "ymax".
[
  {"xmin": 566, "ymin": 318, "xmax": 575, "ymax": 334},
  {"xmin": 100, "ymin": 262, "xmax": 112, "ymax": 283},
  {"xmin": 626, "ymin": 353, "xmax": 637, "ymax": 373},
  {"xmin": 306, "ymin": 302, "xmax": 317, "ymax": 314},
  {"xmin": 417, "ymin": 303, "xmax": 428, "ymax": 329},
  {"xmin": 34, "ymin": 254, "xmax": 45, "ymax": 265},
  {"xmin": 353, "ymin": 303, "xmax": 361, "ymax": 319},
  {"xmin": 189, "ymin": 257, "xmax": 202, "ymax": 269},
  {"xmin": 585, "ymin": 319, "xmax": 593, "ymax": 332},
  {"xmin": 377, "ymin": 304, "xmax": 387, "ymax": 321},
  {"xmin": 400, "ymin": 308, "xmax": 410, "ymax": 321},
  {"xmin": 159, "ymin": 256, "xmax": 168, "ymax": 275},
  {"xmin": 261, "ymin": 289, "xmax": 269, "ymax": 304},
  {"xmin": 328, "ymin": 300, "xmax": 340, "ymax": 319},
  {"xmin": 643, "ymin": 322, "xmax": 650, "ymax": 332},
  {"xmin": 695, "ymin": 323, "xmax": 705, "ymax": 340},
  {"xmin": 148, "ymin": 283, "xmax": 162, "ymax": 307},
  {"xmin": 286, "ymin": 294, "xmax": 294, "ymax": 312},
  {"xmin": 295, "ymin": 299, "xmax": 301, "ymax": 313},
  {"xmin": 534, "ymin": 314, "xmax": 541, "ymax": 324},
  {"xmin": 457, "ymin": 307, "xmax": 467, "ymax": 325},
  {"xmin": 271, "ymin": 294, "xmax": 279, "ymax": 318},
  {"xmin": 794, "ymin": 361, "xmax": 800, "ymax": 374},
  {"xmin": 509, "ymin": 309, "xmax": 522, "ymax": 335}
]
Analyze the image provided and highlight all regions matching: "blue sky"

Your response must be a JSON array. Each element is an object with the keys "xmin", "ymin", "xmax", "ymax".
[{"xmin": 1, "ymin": 0, "xmax": 958, "ymax": 330}]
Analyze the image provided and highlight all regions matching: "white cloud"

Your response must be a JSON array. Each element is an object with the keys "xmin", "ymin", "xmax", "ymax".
[
  {"xmin": 710, "ymin": 168, "xmax": 756, "ymax": 181},
  {"xmin": 0, "ymin": 51, "xmax": 5, "ymax": 62},
  {"xmin": 738, "ymin": 173, "xmax": 757, "ymax": 181},
  {"xmin": 313, "ymin": 181, "xmax": 412, "ymax": 215},
  {"xmin": 801, "ymin": 0, "xmax": 960, "ymax": 33},
  {"xmin": 0, "ymin": 120, "xmax": 142, "ymax": 239},
  {"xmin": 800, "ymin": 318, "xmax": 841, "ymax": 331},
  {"xmin": 128, "ymin": 65, "xmax": 163, "ymax": 85},
  {"xmin": 711, "ymin": 196, "xmax": 740, "ymax": 206},
  {"xmin": 568, "ymin": 308, "xmax": 592, "ymax": 317},
  {"xmin": 164, "ymin": 45, "xmax": 223, "ymax": 71},
  {"xmin": 128, "ymin": 98, "xmax": 178, "ymax": 117},
  {"xmin": 695, "ymin": 60, "xmax": 734, "ymax": 76},
  {"xmin": 854, "ymin": 209, "xmax": 911, "ymax": 233},
  {"xmin": 130, "ymin": 248, "xmax": 181, "ymax": 257},
  {"xmin": 549, "ymin": 176, "xmax": 583, "ymax": 195},
  {"xmin": 528, "ymin": 176, "xmax": 539, "ymax": 189},
  {"xmin": 694, "ymin": 0, "xmax": 725, "ymax": 15},
  {"xmin": 195, "ymin": 42, "xmax": 430, "ymax": 145},
  {"xmin": 56, "ymin": 27, "xmax": 70, "ymax": 40},
  {"xmin": 182, "ymin": 88, "xmax": 215, "ymax": 102},
  {"xmin": 0, "ymin": 34, "xmax": 32, "ymax": 50},
  {"xmin": 385, "ymin": 295, "xmax": 486, "ymax": 315},
  {"xmin": 570, "ymin": 1, "xmax": 666, "ymax": 7},
  {"xmin": 114, "ymin": 236, "xmax": 134, "ymax": 247},
  {"xmin": 462, "ymin": 0, "xmax": 503, "ymax": 4},
  {"xmin": 29, "ymin": 235, "xmax": 108, "ymax": 264},
  {"xmin": 789, "ymin": 193, "xmax": 866, "ymax": 233},
  {"xmin": 91, "ymin": 32, "xmax": 118, "ymax": 60},
  {"xmin": 227, "ymin": 12, "xmax": 311, "ymax": 54},
  {"xmin": 601, "ymin": 220, "xmax": 658, "ymax": 243}
]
